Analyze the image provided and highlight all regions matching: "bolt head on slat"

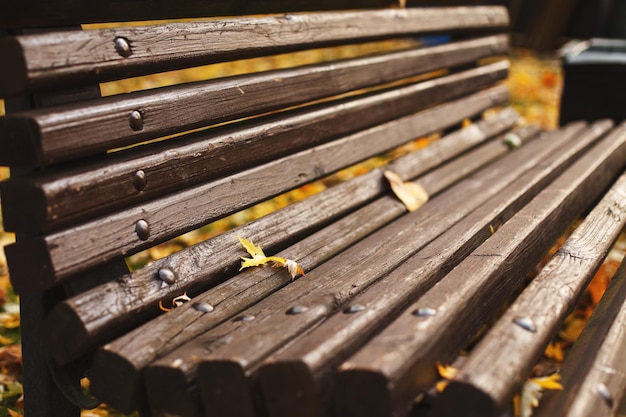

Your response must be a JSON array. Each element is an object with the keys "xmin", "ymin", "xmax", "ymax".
[
  {"xmin": 286, "ymin": 306, "xmax": 308, "ymax": 315},
  {"xmin": 129, "ymin": 110, "xmax": 144, "ymax": 131},
  {"xmin": 114, "ymin": 37, "xmax": 132, "ymax": 58},
  {"xmin": 133, "ymin": 170, "xmax": 147, "ymax": 191},
  {"xmin": 135, "ymin": 219, "xmax": 150, "ymax": 240},
  {"xmin": 513, "ymin": 316, "xmax": 536, "ymax": 332},
  {"xmin": 157, "ymin": 268, "xmax": 176, "ymax": 285},
  {"xmin": 343, "ymin": 305, "xmax": 366, "ymax": 314},
  {"xmin": 192, "ymin": 302, "xmax": 214, "ymax": 313},
  {"xmin": 412, "ymin": 307, "xmax": 437, "ymax": 317}
]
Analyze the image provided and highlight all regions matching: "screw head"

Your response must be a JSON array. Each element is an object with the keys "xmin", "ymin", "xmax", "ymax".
[
  {"xmin": 192, "ymin": 302, "xmax": 215, "ymax": 313},
  {"xmin": 133, "ymin": 170, "xmax": 147, "ymax": 191},
  {"xmin": 129, "ymin": 110, "xmax": 144, "ymax": 131},
  {"xmin": 114, "ymin": 37, "xmax": 132, "ymax": 58},
  {"xmin": 343, "ymin": 305, "xmax": 366, "ymax": 314},
  {"xmin": 513, "ymin": 316, "xmax": 537, "ymax": 333},
  {"xmin": 157, "ymin": 268, "xmax": 176, "ymax": 285},
  {"xmin": 286, "ymin": 306, "xmax": 308, "ymax": 315},
  {"xmin": 412, "ymin": 307, "xmax": 437, "ymax": 318},
  {"xmin": 135, "ymin": 219, "xmax": 150, "ymax": 240}
]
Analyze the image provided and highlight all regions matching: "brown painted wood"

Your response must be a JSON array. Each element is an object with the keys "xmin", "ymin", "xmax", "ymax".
[
  {"xmin": 59, "ymin": 109, "xmax": 518, "ymax": 412},
  {"xmin": 255, "ymin": 122, "xmax": 612, "ymax": 417},
  {"xmin": 0, "ymin": 40, "xmax": 509, "ymax": 233},
  {"xmin": 334, "ymin": 121, "xmax": 626, "ymax": 417},
  {"xmin": 0, "ymin": 8, "xmax": 508, "ymax": 96},
  {"xmin": 432, "ymin": 147, "xmax": 626, "ymax": 417},
  {"xmin": 5, "ymin": 64, "xmax": 508, "ymax": 293},
  {"xmin": 417, "ymin": 125, "xmax": 539, "ymax": 196},
  {"xmin": 534, "ymin": 250, "xmax": 626, "ymax": 417},
  {"xmin": 0, "ymin": 49, "xmax": 508, "ymax": 168},
  {"xmin": 40, "ymin": 101, "xmax": 514, "ymax": 366},
  {"xmin": 135, "ymin": 124, "xmax": 580, "ymax": 417},
  {"xmin": 0, "ymin": 0, "xmax": 405, "ymax": 29}
]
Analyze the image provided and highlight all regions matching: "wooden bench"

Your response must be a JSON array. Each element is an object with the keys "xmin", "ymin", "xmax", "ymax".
[{"xmin": 1, "ymin": 3, "xmax": 626, "ymax": 417}]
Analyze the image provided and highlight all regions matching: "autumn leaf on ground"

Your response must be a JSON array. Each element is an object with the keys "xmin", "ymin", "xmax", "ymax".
[
  {"xmin": 513, "ymin": 374, "xmax": 562, "ymax": 417},
  {"xmin": 238, "ymin": 236, "xmax": 304, "ymax": 280},
  {"xmin": 543, "ymin": 342, "xmax": 564, "ymax": 363},
  {"xmin": 435, "ymin": 362, "xmax": 458, "ymax": 393},
  {"xmin": 384, "ymin": 170, "xmax": 429, "ymax": 212}
]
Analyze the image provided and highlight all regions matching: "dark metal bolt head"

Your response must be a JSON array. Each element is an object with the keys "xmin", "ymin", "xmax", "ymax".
[
  {"xmin": 192, "ymin": 302, "xmax": 215, "ymax": 313},
  {"xmin": 412, "ymin": 307, "xmax": 437, "ymax": 318},
  {"xmin": 286, "ymin": 306, "xmax": 308, "ymax": 315},
  {"xmin": 135, "ymin": 219, "xmax": 150, "ymax": 240},
  {"xmin": 597, "ymin": 383, "xmax": 614, "ymax": 408},
  {"xmin": 129, "ymin": 110, "xmax": 144, "ymax": 131},
  {"xmin": 343, "ymin": 305, "xmax": 366, "ymax": 314},
  {"xmin": 513, "ymin": 316, "xmax": 537, "ymax": 333},
  {"xmin": 114, "ymin": 37, "xmax": 132, "ymax": 58},
  {"xmin": 157, "ymin": 268, "xmax": 176, "ymax": 285},
  {"xmin": 133, "ymin": 170, "xmax": 147, "ymax": 191}
]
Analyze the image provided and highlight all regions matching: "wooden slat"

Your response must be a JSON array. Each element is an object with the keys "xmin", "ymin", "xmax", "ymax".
[
  {"xmin": 86, "ymin": 116, "xmax": 532, "ymax": 414},
  {"xmin": 0, "ymin": 7, "xmax": 508, "ymax": 96},
  {"xmin": 40, "ymin": 99, "xmax": 514, "ymax": 365},
  {"xmin": 534, "ymin": 258, "xmax": 626, "ymax": 417},
  {"xmin": 255, "ymin": 123, "xmax": 613, "ymax": 417},
  {"xmin": 130, "ymin": 125, "xmax": 578, "ymax": 416},
  {"xmin": 334, "ymin": 122, "xmax": 626, "ymax": 417},
  {"xmin": 5, "ymin": 65, "xmax": 509, "ymax": 293},
  {"xmin": 0, "ymin": 37, "xmax": 508, "ymax": 232},
  {"xmin": 0, "ymin": 0, "xmax": 403, "ymax": 29},
  {"xmin": 432, "ymin": 163, "xmax": 626, "ymax": 417},
  {"xmin": 0, "ymin": 42, "xmax": 508, "ymax": 168}
]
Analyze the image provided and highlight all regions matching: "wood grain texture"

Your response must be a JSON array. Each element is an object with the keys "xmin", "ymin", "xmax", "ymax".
[
  {"xmin": 0, "ymin": 74, "xmax": 509, "ymax": 235},
  {"xmin": 0, "ymin": 0, "xmax": 404, "ymax": 29},
  {"xmin": 335, "ymin": 120, "xmax": 626, "ymax": 417},
  {"xmin": 0, "ymin": 8, "xmax": 508, "ymax": 96},
  {"xmin": 5, "ymin": 65, "xmax": 508, "ymax": 293},
  {"xmin": 41, "ymin": 107, "xmax": 515, "ymax": 366},
  {"xmin": 255, "ymin": 123, "xmax": 611, "ymax": 417},
  {"xmin": 534, "ymin": 246, "xmax": 626, "ymax": 417},
  {"xmin": 137, "ymin": 124, "xmax": 579, "ymax": 417},
  {"xmin": 0, "ymin": 51, "xmax": 508, "ymax": 168},
  {"xmin": 70, "ymin": 109, "xmax": 516, "ymax": 413},
  {"xmin": 432, "ymin": 133, "xmax": 626, "ymax": 417}
]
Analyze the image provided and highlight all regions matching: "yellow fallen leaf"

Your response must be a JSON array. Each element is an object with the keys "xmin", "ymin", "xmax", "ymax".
[
  {"xmin": 436, "ymin": 362, "xmax": 458, "ymax": 380},
  {"xmin": 514, "ymin": 374, "xmax": 562, "ymax": 417},
  {"xmin": 238, "ymin": 236, "xmax": 304, "ymax": 280},
  {"xmin": 532, "ymin": 374, "xmax": 563, "ymax": 391},
  {"xmin": 384, "ymin": 170, "xmax": 429, "ymax": 212},
  {"xmin": 435, "ymin": 362, "xmax": 458, "ymax": 393},
  {"xmin": 543, "ymin": 342, "xmax": 564, "ymax": 362}
]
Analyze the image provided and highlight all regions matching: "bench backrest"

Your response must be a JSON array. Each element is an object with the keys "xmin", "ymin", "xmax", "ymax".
[{"xmin": 0, "ymin": 5, "xmax": 511, "ymax": 414}]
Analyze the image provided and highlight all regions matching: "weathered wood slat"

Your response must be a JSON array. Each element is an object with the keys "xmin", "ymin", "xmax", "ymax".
[
  {"xmin": 534, "ymin": 257, "xmax": 626, "ymax": 417},
  {"xmin": 0, "ymin": 45, "xmax": 508, "ymax": 168},
  {"xmin": 5, "ymin": 64, "xmax": 508, "ymax": 293},
  {"xmin": 1, "ymin": 53, "xmax": 509, "ymax": 234},
  {"xmin": 334, "ymin": 122, "xmax": 626, "ymax": 417},
  {"xmin": 432, "ymin": 163, "xmax": 626, "ymax": 417},
  {"xmin": 88, "ymin": 117, "xmax": 534, "ymax": 414},
  {"xmin": 0, "ymin": 8, "xmax": 508, "ymax": 97},
  {"xmin": 41, "ymin": 103, "xmax": 516, "ymax": 367},
  {"xmin": 255, "ymin": 122, "xmax": 613, "ymax": 417},
  {"xmin": 0, "ymin": 0, "xmax": 404, "ymax": 29},
  {"xmin": 133, "ymin": 124, "xmax": 580, "ymax": 417}
]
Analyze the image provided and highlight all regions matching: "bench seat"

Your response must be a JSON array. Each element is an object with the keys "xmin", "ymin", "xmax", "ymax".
[{"xmin": 1, "ymin": 5, "xmax": 625, "ymax": 417}]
